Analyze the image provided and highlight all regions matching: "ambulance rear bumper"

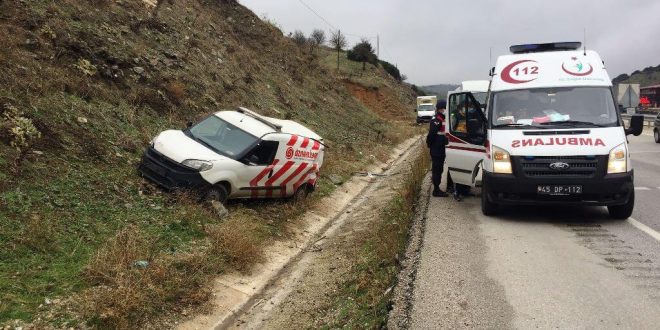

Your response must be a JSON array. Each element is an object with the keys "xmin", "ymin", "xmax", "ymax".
[{"xmin": 482, "ymin": 170, "xmax": 634, "ymax": 206}]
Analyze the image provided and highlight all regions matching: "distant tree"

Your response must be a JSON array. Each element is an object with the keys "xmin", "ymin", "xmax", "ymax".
[
  {"xmin": 309, "ymin": 29, "xmax": 326, "ymax": 46},
  {"xmin": 329, "ymin": 30, "xmax": 347, "ymax": 70},
  {"xmin": 379, "ymin": 60, "xmax": 401, "ymax": 81},
  {"xmin": 291, "ymin": 30, "xmax": 307, "ymax": 47},
  {"xmin": 347, "ymin": 39, "xmax": 377, "ymax": 71},
  {"xmin": 401, "ymin": 74, "xmax": 408, "ymax": 81}
]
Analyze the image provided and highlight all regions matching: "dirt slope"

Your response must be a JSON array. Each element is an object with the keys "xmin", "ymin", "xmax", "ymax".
[{"xmin": 0, "ymin": 0, "xmax": 417, "ymax": 327}]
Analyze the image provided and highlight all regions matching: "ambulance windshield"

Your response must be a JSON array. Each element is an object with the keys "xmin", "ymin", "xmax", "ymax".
[
  {"xmin": 491, "ymin": 87, "xmax": 618, "ymax": 128},
  {"xmin": 186, "ymin": 116, "xmax": 258, "ymax": 158}
]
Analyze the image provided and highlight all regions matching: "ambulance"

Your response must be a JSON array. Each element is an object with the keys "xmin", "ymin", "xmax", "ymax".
[
  {"xmin": 444, "ymin": 42, "xmax": 644, "ymax": 219},
  {"xmin": 139, "ymin": 107, "xmax": 325, "ymax": 203}
]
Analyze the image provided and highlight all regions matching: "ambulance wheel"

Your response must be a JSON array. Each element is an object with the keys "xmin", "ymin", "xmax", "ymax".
[
  {"xmin": 205, "ymin": 185, "xmax": 228, "ymax": 204},
  {"xmin": 481, "ymin": 184, "xmax": 498, "ymax": 216},
  {"xmin": 292, "ymin": 184, "xmax": 311, "ymax": 203},
  {"xmin": 607, "ymin": 191, "xmax": 634, "ymax": 220},
  {"xmin": 654, "ymin": 129, "xmax": 659, "ymax": 143}
]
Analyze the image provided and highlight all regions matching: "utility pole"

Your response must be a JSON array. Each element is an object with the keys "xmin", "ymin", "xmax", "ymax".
[
  {"xmin": 377, "ymin": 34, "xmax": 380, "ymax": 59},
  {"xmin": 336, "ymin": 30, "xmax": 340, "ymax": 70}
]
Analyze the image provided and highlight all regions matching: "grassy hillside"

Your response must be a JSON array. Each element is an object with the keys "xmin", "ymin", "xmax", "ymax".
[
  {"xmin": 612, "ymin": 64, "xmax": 660, "ymax": 87},
  {"xmin": 0, "ymin": 0, "xmax": 416, "ymax": 327}
]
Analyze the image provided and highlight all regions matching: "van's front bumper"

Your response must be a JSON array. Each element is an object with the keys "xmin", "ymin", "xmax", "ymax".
[
  {"xmin": 138, "ymin": 146, "xmax": 209, "ymax": 191},
  {"xmin": 482, "ymin": 170, "xmax": 634, "ymax": 206}
]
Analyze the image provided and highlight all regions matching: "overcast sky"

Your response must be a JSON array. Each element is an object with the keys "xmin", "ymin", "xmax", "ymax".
[{"xmin": 239, "ymin": 0, "xmax": 660, "ymax": 86}]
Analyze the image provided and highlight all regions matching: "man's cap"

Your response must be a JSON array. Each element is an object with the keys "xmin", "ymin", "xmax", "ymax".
[{"xmin": 436, "ymin": 100, "xmax": 447, "ymax": 110}]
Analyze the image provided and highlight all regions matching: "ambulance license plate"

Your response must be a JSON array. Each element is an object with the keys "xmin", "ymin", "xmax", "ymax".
[{"xmin": 537, "ymin": 185, "xmax": 583, "ymax": 195}]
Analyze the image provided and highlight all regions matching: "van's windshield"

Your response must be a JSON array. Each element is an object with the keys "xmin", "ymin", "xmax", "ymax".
[
  {"xmin": 490, "ymin": 87, "xmax": 619, "ymax": 129},
  {"xmin": 473, "ymin": 92, "xmax": 487, "ymax": 108},
  {"xmin": 186, "ymin": 116, "xmax": 258, "ymax": 158}
]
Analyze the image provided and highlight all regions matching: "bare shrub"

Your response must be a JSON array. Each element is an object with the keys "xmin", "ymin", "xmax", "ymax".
[
  {"xmin": 291, "ymin": 30, "xmax": 307, "ymax": 47},
  {"xmin": 165, "ymin": 81, "xmax": 185, "ymax": 105},
  {"xmin": 1, "ymin": 104, "xmax": 42, "ymax": 174}
]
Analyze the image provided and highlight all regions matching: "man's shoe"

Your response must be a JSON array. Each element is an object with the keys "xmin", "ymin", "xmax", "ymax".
[
  {"xmin": 454, "ymin": 193, "xmax": 463, "ymax": 201},
  {"xmin": 433, "ymin": 190, "xmax": 449, "ymax": 197}
]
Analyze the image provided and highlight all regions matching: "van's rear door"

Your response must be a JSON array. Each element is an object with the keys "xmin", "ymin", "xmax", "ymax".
[{"xmin": 446, "ymin": 92, "xmax": 488, "ymax": 187}]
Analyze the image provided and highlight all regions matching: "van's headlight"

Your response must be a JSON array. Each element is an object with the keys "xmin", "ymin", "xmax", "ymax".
[
  {"xmin": 607, "ymin": 143, "xmax": 627, "ymax": 174},
  {"xmin": 182, "ymin": 159, "xmax": 213, "ymax": 172},
  {"xmin": 492, "ymin": 145, "xmax": 513, "ymax": 174}
]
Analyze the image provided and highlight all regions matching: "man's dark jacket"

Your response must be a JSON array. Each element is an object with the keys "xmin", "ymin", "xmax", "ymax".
[{"xmin": 426, "ymin": 114, "xmax": 449, "ymax": 157}]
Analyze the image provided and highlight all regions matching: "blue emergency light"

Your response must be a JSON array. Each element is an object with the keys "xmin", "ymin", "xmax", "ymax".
[{"xmin": 510, "ymin": 42, "xmax": 582, "ymax": 54}]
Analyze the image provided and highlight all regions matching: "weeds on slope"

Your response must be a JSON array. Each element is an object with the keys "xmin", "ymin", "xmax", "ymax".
[{"xmin": 323, "ymin": 144, "xmax": 430, "ymax": 328}]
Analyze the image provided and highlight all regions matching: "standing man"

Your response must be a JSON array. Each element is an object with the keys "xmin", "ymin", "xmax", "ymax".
[{"xmin": 426, "ymin": 100, "xmax": 449, "ymax": 197}]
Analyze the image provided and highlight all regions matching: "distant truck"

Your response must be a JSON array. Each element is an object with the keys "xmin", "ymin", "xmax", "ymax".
[{"xmin": 416, "ymin": 95, "xmax": 438, "ymax": 123}]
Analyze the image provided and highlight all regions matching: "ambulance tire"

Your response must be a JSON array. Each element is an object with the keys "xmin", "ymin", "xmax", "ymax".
[
  {"xmin": 205, "ymin": 185, "xmax": 228, "ymax": 204},
  {"xmin": 654, "ymin": 129, "xmax": 659, "ymax": 143},
  {"xmin": 481, "ymin": 184, "xmax": 498, "ymax": 216},
  {"xmin": 607, "ymin": 191, "xmax": 634, "ymax": 220}
]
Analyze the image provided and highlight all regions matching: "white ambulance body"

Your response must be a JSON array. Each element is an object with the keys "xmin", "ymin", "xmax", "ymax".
[
  {"xmin": 445, "ymin": 42, "xmax": 643, "ymax": 219},
  {"xmin": 139, "ymin": 108, "xmax": 324, "ymax": 203}
]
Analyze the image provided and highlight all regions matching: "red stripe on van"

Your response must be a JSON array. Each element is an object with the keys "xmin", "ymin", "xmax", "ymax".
[
  {"xmin": 287, "ymin": 135, "xmax": 299, "ymax": 146},
  {"xmin": 265, "ymin": 161, "xmax": 295, "ymax": 197},
  {"xmin": 293, "ymin": 164, "xmax": 317, "ymax": 191},
  {"xmin": 300, "ymin": 137, "xmax": 310, "ymax": 148},
  {"xmin": 250, "ymin": 159, "xmax": 280, "ymax": 198},
  {"xmin": 312, "ymin": 140, "xmax": 320, "ymax": 150},
  {"xmin": 280, "ymin": 162, "xmax": 309, "ymax": 197}
]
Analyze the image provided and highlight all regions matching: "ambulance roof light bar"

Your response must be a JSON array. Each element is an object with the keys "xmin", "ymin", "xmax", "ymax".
[{"xmin": 510, "ymin": 42, "xmax": 582, "ymax": 54}]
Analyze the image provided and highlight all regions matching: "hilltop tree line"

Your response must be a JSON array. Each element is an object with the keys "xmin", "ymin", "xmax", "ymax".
[{"xmin": 287, "ymin": 28, "xmax": 405, "ymax": 82}]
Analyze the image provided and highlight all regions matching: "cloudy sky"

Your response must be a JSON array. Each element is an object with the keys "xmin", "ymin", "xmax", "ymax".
[{"xmin": 239, "ymin": 0, "xmax": 660, "ymax": 86}]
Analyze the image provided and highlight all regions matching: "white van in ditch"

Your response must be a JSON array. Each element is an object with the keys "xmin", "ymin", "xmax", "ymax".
[
  {"xmin": 445, "ymin": 42, "xmax": 644, "ymax": 219},
  {"xmin": 139, "ymin": 107, "xmax": 325, "ymax": 203}
]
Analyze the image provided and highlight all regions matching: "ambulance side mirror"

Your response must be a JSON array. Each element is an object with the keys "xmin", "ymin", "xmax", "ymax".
[{"xmin": 625, "ymin": 115, "xmax": 643, "ymax": 136}]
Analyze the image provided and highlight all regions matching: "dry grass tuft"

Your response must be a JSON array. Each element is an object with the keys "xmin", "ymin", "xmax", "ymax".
[
  {"xmin": 81, "ymin": 225, "xmax": 223, "ymax": 328},
  {"xmin": 165, "ymin": 81, "xmax": 186, "ymax": 106},
  {"xmin": 207, "ymin": 211, "xmax": 266, "ymax": 271}
]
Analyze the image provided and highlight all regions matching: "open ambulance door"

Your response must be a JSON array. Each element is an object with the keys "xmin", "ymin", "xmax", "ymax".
[{"xmin": 445, "ymin": 92, "xmax": 488, "ymax": 187}]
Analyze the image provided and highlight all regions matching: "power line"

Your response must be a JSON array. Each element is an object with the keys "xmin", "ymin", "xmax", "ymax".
[
  {"xmin": 297, "ymin": 0, "xmax": 336, "ymax": 31},
  {"xmin": 296, "ymin": 0, "xmax": 375, "ymax": 42}
]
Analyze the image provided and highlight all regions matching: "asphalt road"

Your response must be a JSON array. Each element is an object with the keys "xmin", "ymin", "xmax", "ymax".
[{"xmin": 409, "ymin": 132, "xmax": 660, "ymax": 329}]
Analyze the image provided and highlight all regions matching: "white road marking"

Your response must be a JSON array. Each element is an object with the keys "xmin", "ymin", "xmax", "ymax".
[
  {"xmin": 627, "ymin": 217, "xmax": 660, "ymax": 243},
  {"xmin": 634, "ymin": 187, "xmax": 651, "ymax": 191}
]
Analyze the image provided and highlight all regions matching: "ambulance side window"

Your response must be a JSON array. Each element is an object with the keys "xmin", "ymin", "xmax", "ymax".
[
  {"xmin": 244, "ymin": 141, "xmax": 279, "ymax": 166},
  {"xmin": 449, "ymin": 93, "xmax": 468, "ymax": 139}
]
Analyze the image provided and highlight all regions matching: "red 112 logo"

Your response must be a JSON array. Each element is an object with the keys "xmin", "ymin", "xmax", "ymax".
[{"xmin": 501, "ymin": 60, "xmax": 539, "ymax": 84}]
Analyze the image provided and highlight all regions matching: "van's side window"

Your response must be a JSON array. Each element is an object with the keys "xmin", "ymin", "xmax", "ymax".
[
  {"xmin": 245, "ymin": 141, "xmax": 279, "ymax": 166},
  {"xmin": 449, "ymin": 93, "xmax": 468, "ymax": 139}
]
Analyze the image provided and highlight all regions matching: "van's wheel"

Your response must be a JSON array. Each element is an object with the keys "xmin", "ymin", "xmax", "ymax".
[
  {"xmin": 481, "ymin": 184, "xmax": 498, "ymax": 216},
  {"xmin": 607, "ymin": 191, "xmax": 634, "ymax": 220},
  {"xmin": 292, "ymin": 184, "xmax": 311, "ymax": 203},
  {"xmin": 654, "ymin": 129, "xmax": 660, "ymax": 143},
  {"xmin": 205, "ymin": 185, "xmax": 228, "ymax": 204}
]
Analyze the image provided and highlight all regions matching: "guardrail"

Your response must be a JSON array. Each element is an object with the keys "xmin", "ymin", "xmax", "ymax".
[{"xmin": 621, "ymin": 113, "xmax": 656, "ymax": 127}]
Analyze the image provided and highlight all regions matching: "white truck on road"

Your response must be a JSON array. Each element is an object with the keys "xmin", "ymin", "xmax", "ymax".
[
  {"xmin": 416, "ymin": 95, "xmax": 438, "ymax": 123},
  {"xmin": 444, "ymin": 42, "xmax": 644, "ymax": 219}
]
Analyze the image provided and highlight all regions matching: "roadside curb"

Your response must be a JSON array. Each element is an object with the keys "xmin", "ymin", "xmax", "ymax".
[{"xmin": 387, "ymin": 172, "xmax": 432, "ymax": 329}]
